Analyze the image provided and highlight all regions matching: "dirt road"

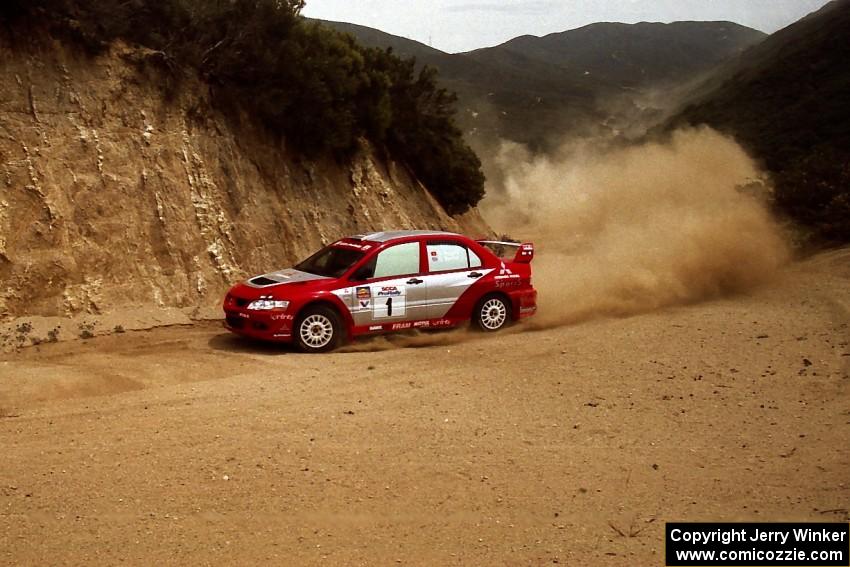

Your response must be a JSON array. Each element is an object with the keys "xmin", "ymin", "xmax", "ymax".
[{"xmin": 1, "ymin": 250, "xmax": 848, "ymax": 566}]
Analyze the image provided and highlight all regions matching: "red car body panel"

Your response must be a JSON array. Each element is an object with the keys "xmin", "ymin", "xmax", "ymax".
[{"xmin": 223, "ymin": 232, "xmax": 537, "ymax": 344}]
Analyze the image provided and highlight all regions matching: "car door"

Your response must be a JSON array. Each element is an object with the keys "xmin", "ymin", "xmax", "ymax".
[
  {"xmin": 348, "ymin": 241, "xmax": 429, "ymax": 327},
  {"xmin": 422, "ymin": 240, "xmax": 494, "ymax": 319}
]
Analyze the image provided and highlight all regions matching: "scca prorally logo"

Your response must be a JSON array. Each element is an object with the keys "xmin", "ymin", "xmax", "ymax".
[{"xmin": 377, "ymin": 286, "xmax": 402, "ymax": 297}]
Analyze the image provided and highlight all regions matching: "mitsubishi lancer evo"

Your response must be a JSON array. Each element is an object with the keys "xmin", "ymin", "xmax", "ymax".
[{"xmin": 223, "ymin": 230, "xmax": 537, "ymax": 352}]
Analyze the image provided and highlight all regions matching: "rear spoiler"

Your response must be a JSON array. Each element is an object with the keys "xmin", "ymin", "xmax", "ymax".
[{"xmin": 476, "ymin": 240, "xmax": 535, "ymax": 264}]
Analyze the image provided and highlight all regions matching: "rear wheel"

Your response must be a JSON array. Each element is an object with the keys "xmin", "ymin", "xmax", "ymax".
[
  {"xmin": 473, "ymin": 295, "xmax": 510, "ymax": 332},
  {"xmin": 295, "ymin": 306, "xmax": 343, "ymax": 353}
]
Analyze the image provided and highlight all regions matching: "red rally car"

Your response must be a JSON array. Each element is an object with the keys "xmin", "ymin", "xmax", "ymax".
[{"xmin": 223, "ymin": 230, "xmax": 537, "ymax": 352}]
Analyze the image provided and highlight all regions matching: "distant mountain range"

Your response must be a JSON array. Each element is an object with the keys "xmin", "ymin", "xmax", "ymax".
[
  {"xmin": 318, "ymin": 5, "xmax": 850, "ymax": 241},
  {"xmin": 316, "ymin": 19, "xmax": 765, "ymax": 150},
  {"xmin": 468, "ymin": 21, "xmax": 765, "ymax": 89},
  {"xmin": 667, "ymin": 0, "xmax": 850, "ymax": 240}
]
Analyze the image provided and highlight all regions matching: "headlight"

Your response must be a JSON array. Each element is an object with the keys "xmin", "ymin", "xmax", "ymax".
[{"xmin": 247, "ymin": 299, "xmax": 290, "ymax": 311}]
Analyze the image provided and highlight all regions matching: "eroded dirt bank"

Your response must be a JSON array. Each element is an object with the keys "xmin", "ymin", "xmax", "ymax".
[
  {"xmin": 0, "ymin": 39, "xmax": 487, "ymax": 345},
  {"xmin": 0, "ymin": 249, "xmax": 847, "ymax": 565}
]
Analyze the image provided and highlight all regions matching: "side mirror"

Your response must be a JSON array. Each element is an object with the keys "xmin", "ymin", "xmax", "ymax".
[{"xmin": 351, "ymin": 266, "xmax": 373, "ymax": 282}]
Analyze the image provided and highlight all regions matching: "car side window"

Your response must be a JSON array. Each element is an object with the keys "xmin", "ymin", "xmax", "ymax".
[
  {"xmin": 370, "ymin": 242, "xmax": 420, "ymax": 279},
  {"xmin": 427, "ymin": 242, "xmax": 480, "ymax": 272}
]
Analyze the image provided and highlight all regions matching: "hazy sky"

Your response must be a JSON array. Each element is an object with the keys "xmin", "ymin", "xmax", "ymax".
[{"xmin": 302, "ymin": 0, "xmax": 832, "ymax": 53}]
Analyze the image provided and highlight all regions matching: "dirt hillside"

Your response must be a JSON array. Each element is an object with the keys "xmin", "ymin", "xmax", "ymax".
[
  {"xmin": 0, "ymin": 38, "xmax": 488, "ymax": 346},
  {"xmin": 0, "ymin": 247, "xmax": 847, "ymax": 565}
]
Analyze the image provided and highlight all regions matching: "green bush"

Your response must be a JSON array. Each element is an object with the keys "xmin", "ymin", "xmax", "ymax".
[
  {"xmin": 773, "ymin": 147, "xmax": 850, "ymax": 242},
  {"xmin": 1, "ymin": 0, "xmax": 485, "ymax": 213}
]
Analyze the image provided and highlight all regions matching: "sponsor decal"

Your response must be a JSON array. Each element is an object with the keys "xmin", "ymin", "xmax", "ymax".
[
  {"xmin": 372, "ymin": 284, "xmax": 407, "ymax": 318},
  {"xmin": 498, "ymin": 262, "xmax": 515, "ymax": 277},
  {"xmin": 334, "ymin": 241, "xmax": 367, "ymax": 250},
  {"xmin": 356, "ymin": 287, "xmax": 371, "ymax": 300},
  {"xmin": 238, "ymin": 313, "xmax": 250, "ymax": 319},
  {"xmin": 391, "ymin": 322, "xmax": 413, "ymax": 330},
  {"xmin": 432, "ymin": 318, "xmax": 452, "ymax": 327},
  {"xmin": 413, "ymin": 321, "xmax": 430, "ymax": 328},
  {"xmin": 495, "ymin": 273, "xmax": 521, "ymax": 280},
  {"xmin": 359, "ymin": 300, "xmax": 370, "ymax": 308},
  {"xmin": 376, "ymin": 286, "xmax": 402, "ymax": 297},
  {"xmin": 369, "ymin": 325, "xmax": 383, "ymax": 331},
  {"xmin": 270, "ymin": 314, "xmax": 294, "ymax": 321},
  {"xmin": 520, "ymin": 306, "xmax": 537, "ymax": 313}
]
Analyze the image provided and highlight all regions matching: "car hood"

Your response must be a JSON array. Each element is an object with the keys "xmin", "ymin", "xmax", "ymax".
[{"xmin": 245, "ymin": 268, "xmax": 332, "ymax": 289}]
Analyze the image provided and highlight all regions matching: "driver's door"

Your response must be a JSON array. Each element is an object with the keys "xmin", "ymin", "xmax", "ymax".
[{"xmin": 348, "ymin": 241, "xmax": 428, "ymax": 327}]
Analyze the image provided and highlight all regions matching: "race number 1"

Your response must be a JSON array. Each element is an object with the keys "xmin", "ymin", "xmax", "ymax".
[{"xmin": 373, "ymin": 285, "xmax": 406, "ymax": 318}]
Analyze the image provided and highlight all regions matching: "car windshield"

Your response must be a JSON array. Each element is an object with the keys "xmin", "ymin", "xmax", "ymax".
[{"xmin": 294, "ymin": 245, "xmax": 365, "ymax": 278}]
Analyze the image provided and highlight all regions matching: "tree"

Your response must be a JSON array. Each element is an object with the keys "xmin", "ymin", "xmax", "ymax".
[{"xmin": 2, "ymin": 0, "xmax": 486, "ymax": 213}]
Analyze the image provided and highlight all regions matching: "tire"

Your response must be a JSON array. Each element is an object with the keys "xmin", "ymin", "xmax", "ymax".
[
  {"xmin": 473, "ymin": 294, "xmax": 511, "ymax": 332},
  {"xmin": 294, "ymin": 305, "xmax": 344, "ymax": 353}
]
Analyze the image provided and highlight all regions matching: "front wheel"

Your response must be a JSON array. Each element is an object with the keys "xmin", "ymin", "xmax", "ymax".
[
  {"xmin": 294, "ymin": 306, "xmax": 344, "ymax": 353},
  {"xmin": 473, "ymin": 295, "xmax": 510, "ymax": 332}
]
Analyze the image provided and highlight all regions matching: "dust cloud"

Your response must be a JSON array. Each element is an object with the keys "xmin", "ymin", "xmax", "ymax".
[{"xmin": 481, "ymin": 127, "xmax": 790, "ymax": 328}]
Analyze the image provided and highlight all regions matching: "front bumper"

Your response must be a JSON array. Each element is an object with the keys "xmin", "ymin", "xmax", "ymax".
[{"xmin": 223, "ymin": 309, "xmax": 294, "ymax": 342}]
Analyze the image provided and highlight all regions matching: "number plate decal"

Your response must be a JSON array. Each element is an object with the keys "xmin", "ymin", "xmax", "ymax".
[{"xmin": 372, "ymin": 285, "xmax": 406, "ymax": 318}]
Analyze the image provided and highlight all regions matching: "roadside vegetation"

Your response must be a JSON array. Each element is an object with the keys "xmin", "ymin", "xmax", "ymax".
[
  {"xmin": 670, "ymin": 1, "xmax": 850, "ymax": 243},
  {"xmin": 0, "ymin": 0, "xmax": 485, "ymax": 214}
]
